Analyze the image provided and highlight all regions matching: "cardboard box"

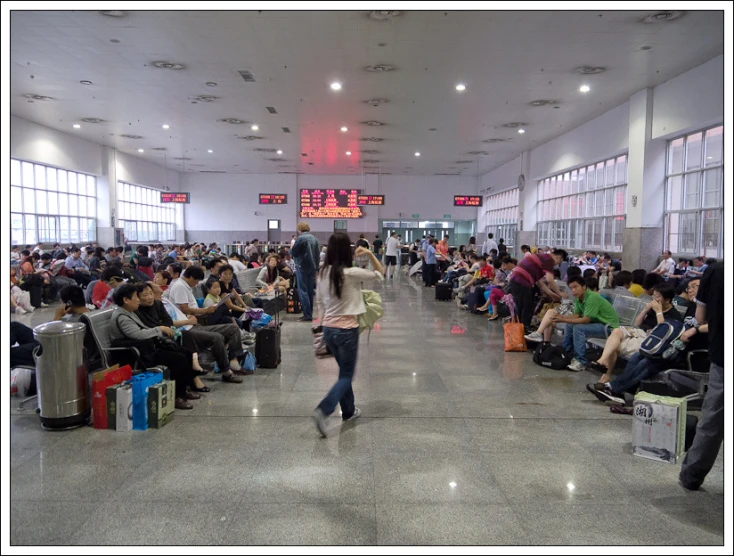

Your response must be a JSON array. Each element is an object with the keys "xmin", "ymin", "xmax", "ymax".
[
  {"xmin": 147, "ymin": 380, "xmax": 176, "ymax": 429},
  {"xmin": 106, "ymin": 382, "xmax": 127, "ymax": 430},
  {"xmin": 115, "ymin": 383, "xmax": 133, "ymax": 432},
  {"xmin": 632, "ymin": 392, "xmax": 687, "ymax": 464}
]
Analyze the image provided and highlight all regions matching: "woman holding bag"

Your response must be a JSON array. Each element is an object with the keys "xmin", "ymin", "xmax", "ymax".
[{"xmin": 312, "ymin": 233, "xmax": 384, "ymax": 437}]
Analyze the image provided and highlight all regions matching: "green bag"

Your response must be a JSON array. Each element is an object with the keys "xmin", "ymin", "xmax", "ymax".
[{"xmin": 358, "ymin": 290, "xmax": 384, "ymax": 338}]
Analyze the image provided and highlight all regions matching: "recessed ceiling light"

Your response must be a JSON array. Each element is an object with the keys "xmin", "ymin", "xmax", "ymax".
[
  {"xmin": 642, "ymin": 11, "xmax": 684, "ymax": 23},
  {"xmin": 152, "ymin": 61, "xmax": 185, "ymax": 70},
  {"xmin": 365, "ymin": 64, "xmax": 396, "ymax": 73},
  {"xmin": 579, "ymin": 85, "xmax": 591, "ymax": 93},
  {"xmin": 330, "ymin": 82, "xmax": 342, "ymax": 91},
  {"xmin": 369, "ymin": 10, "xmax": 402, "ymax": 21},
  {"xmin": 277, "ymin": 150, "xmax": 283, "ymax": 155},
  {"xmin": 207, "ymin": 149, "xmax": 214, "ymax": 153},
  {"xmin": 346, "ymin": 151, "xmax": 352, "ymax": 155},
  {"xmin": 162, "ymin": 124, "xmax": 170, "ymax": 129},
  {"xmin": 518, "ymin": 128, "xmax": 526, "ymax": 134},
  {"xmin": 72, "ymin": 124, "xmax": 81, "ymax": 129},
  {"xmin": 217, "ymin": 118, "xmax": 246, "ymax": 125},
  {"xmin": 340, "ymin": 126, "xmax": 348, "ymax": 132},
  {"xmin": 449, "ymin": 482, "xmax": 457, "ymax": 488},
  {"xmin": 575, "ymin": 66, "xmax": 606, "ymax": 75},
  {"xmin": 364, "ymin": 98, "xmax": 389, "ymax": 107},
  {"xmin": 138, "ymin": 149, "xmax": 145, "ymax": 153},
  {"xmin": 455, "ymin": 83, "xmax": 466, "ymax": 91},
  {"xmin": 415, "ymin": 152, "xmax": 421, "ymax": 157},
  {"xmin": 80, "ymin": 80, "xmax": 93, "ymax": 86},
  {"xmin": 251, "ymin": 124, "xmax": 259, "ymax": 131}
]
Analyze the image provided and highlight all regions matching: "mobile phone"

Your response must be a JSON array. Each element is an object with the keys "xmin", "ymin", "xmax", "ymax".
[{"xmin": 65, "ymin": 300, "xmax": 73, "ymax": 309}]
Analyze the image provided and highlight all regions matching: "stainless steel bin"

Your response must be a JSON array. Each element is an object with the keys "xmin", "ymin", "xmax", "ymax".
[{"xmin": 33, "ymin": 321, "xmax": 90, "ymax": 430}]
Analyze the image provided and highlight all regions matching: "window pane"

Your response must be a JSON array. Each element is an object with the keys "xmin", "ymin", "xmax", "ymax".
[
  {"xmin": 59, "ymin": 217, "xmax": 70, "ymax": 243},
  {"xmin": 69, "ymin": 217, "xmax": 80, "ymax": 243},
  {"xmin": 48, "ymin": 191, "xmax": 58, "ymax": 212},
  {"xmin": 668, "ymin": 137, "xmax": 684, "ymax": 174},
  {"xmin": 59, "ymin": 193, "xmax": 69, "ymax": 215},
  {"xmin": 612, "ymin": 216, "xmax": 625, "ymax": 251},
  {"xmin": 683, "ymin": 173, "xmax": 701, "ymax": 209},
  {"xmin": 36, "ymin": 190, "xmax": 48, "ymax": 214},
  {"xmin": 603, "ymin": 217, "xmax": 613, "ymax": 249},
  {"xmin": 12, "ymin": 213, "xmax": 24, "ymax": 245},
  {"xmin": 11, "ymin": 159, "xmax": 21, "ymax": 185},
  {"xmin": 577, "ymin": 168, "xmax": 586, "ymax": 193},
  {"xmin": 586, "ymin": 193, "xmax": 594, "ymax": 217},
  {"xmin": 23, "ymin": 188, "xmax": 35, "ymax": 213},
  {"xmin": 58, "ymin": 170, "xmax": 67, "ymax": 192},
  {"xmin": 11, "ymin": 186, "xmax": 23, "ymax": 211},
  {"xmin": 570, "ymin": 170, "xmax": 578, "ymax": 194},
  {"xmin": 35, "ymin": 165, "xmax": 46, "ymax": 190},
  {"xmin": 605, "ymin": 159, "xmax": 615, "ymax": 187},
  {"xmin": 667, "ymin": 176, "xmax": 683, "ymax": 211},
  {"xmin": 562, "ymin": 173, "xmax": 570, "ymax": 196},
  {"xmin": 615, "ymin": 187, "xmax": 626, "ymax": 215},
  {"xmin": 569, "ymin": 196, "xmax": 577, "ymax": 220},
  {"xmin": 22, "ymin": 162, "xmax": 34, "ymax": 188},
  {"xmin": 25, "ymin": 215, "xmax": 37, "ymax": 244},
  {"xmin": 78, "ymin": 175, "xmax": 87, "ymax": 196},
  {"xmin": 78, "ymin": 195, "xmax": 88, "ymax": 216},
  {"xmin": 616, "ymin": 155, "xmax": 627, "ymax": 184},
  {"xmin": 577, "ymin": 195, "xmax": 584, "ymax": 218},
  {"xmin": 88, "ymin": 197, "xmax": 96, "ymax": 218},
  {"xmin": 595, "ymin": 191, "xmax": 604, "ymax": 216},
  {"xmin": 702, "ymin": 168, "xmax": 722, "ymax": 208},
  {"xmin": 595, "ymin": 163, "xmax": 605, "ymax": 189},
  {"xmin": 68, "ymin": 172, "xmax": 78, "ymax": 194},
  {"xmin": 701, "ymin": 210, "xmax": 720, "ymax": 258},
  {"xmin": 685, "ymin": 132, "xmax": 703, "ymax": 172},
  {"xmin": 67, "ymin": 195, "xmax": 78, "ymax": 216},
  {"xmin": 605, "ymin": 188, "xmax": 615, "ymax": 215},
  {"xmin": 704, "ymin": 126, "xmax": 723, "ymax": 167},
  {"xmin": 87, "ymin": 175, "xmax": 96, "ymax": 196},
  {"xmin": 586, "ymin": 166, "xmax": 596, "ymax": 190},
  {"xmin": 47, "ymin": 167, "xmax": 57, "ymax": 191}
]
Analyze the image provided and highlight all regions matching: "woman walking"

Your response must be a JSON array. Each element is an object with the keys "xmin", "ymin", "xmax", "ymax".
[{"xmin": 312, "ymin": 233, "xmax": 384, "ymax": 437}]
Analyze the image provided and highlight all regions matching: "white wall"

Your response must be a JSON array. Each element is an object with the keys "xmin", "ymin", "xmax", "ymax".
[
  {"xmin": 10, "ymin": 115, "xmax": 104, "ymax": 176},
  {"xmin": 652, "ymin": 54, "xmax": 724, "ymax": 140},
  {"xmin": 116, "ymin": 151, "xmax": 180, "ymax": 192}
]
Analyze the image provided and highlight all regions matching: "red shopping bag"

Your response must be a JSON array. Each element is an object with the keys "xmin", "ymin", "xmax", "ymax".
[{"xmin": 91, "ymin": 364, "xmax": 132, "ymax": 429}]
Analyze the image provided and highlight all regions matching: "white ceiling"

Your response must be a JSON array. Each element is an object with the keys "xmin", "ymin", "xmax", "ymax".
[{"xmin": 9, "ymin": 9, "xmax": 724, "ymax": 176}]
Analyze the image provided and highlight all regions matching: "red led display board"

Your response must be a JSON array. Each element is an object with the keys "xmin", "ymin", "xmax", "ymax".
[
  {"xmin": 357, "ymin": 195, "xmax": 385, "ymax": 206},
  {"xmin": 299, "ymin": 189, "xmax": 363, "ymax": 218},
  {"xmin": 160, "ymin": 192, "xmax": 190, "ymax": 203},
  {"xmin": 453, "ymin": 195, "xmax": 482, "ymax": 207},
  {"xmin": 259, "ymin": 194, "xmax": 288, "ymax": 204}
]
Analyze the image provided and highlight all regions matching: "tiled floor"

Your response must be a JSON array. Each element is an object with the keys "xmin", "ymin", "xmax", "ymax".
[{"xmin": 10, "ymin": 276, "xmax": 725, "ymax": 546}]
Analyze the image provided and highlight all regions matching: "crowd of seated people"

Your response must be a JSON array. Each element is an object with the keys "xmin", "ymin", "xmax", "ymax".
[{"xmin": 418, "ymin": 240, "xmax": 718, "ymax": 408}]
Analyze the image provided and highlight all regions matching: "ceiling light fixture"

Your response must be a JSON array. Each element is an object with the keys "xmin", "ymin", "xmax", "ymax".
[
  {"xmin": 72, "ymin": 124, "xmax": 81, "ymax": 129},
  {"xmin": 364, "ymin": 98, "xmax": 389, "ymax": 107},
  {"xmin": 120, "ymin": 134, "xmax": 144, "ymax": 139},
  {"xmin": 330, "ymin": 82, "xmax": 342, "ymax": 91},
  {"xmin": 251, "ymin": 124, "xmax": 259, "ymax": 131},
  {"xmin": 365, "ymin": 64, "xmax": 396, "ymax": 73},
  {"xmin": 80, "ymin": 80, "xmax": 93, "ymax": 86},
  {"xmin": 99, "ymin": 10, "xmax": 126, "ymax": 17},
  {"xmin": 340, "ymin": 126, "xmax": 348, "ymax": 132},
  {"xmin": 23, "ymin": 94, "xmax": 54, "ymax": 101},
  {"xmin": 415, "ymin": 152, "xmax": 421, "ymax": 157},
  {"xmin": 207, "ymin": 149, "xmax": 214, "ymax": 153},
  {"xmin": 518, "ymin": 128, "xmax": 526, "ymax": 134},
  {"xmin": 369, "ymin": 10, "xmax": 402, "ymax": 21},
  {"xmin": 363, "ymin": 120, "xmax": 386, "ymax": 127},
  {"xmin": 152, "ymin": 61, "xmax": 186, "ymax": 70},
  {"xmin": 529, "ymin": 99, "xmax": 558, "ymax": 107},
  {"xmin": 81, "ymin": 118, "xmax": 105, "ymax": 124},
  {"xmin": 455, "ymin": 83, "xmax": 466, "ymax": 91},
  {"xmin": 162, "ymin": 124, "xmax": 170, "ymax": 129},
  {"xmin": 642, "ymin": 11, "xmax": 684, "ymax": 23},
  {"xmin": 217, "ymin": 118, "xmax": 246, "ymax": 125},
  {"xmin": 346, "ymin": 151, "xmax": 352, "ymax": 155},
  {"xmin": 137, "ymin": 149, "xmax": 144, "ymax": 153},
  {"xmin": 575, "ymin": 66, "xmax": 606, "ymax": 75},
  {"xmin": 277, "ymin": 150, "xmax": 283, "ymax": 155},
  {"xmin": 205, "ymin": 82, "xmax": 218, "ymax": 87},
  {"xmin": 579, "ymin": 85, "xmax": 591, "ymax": 93}
]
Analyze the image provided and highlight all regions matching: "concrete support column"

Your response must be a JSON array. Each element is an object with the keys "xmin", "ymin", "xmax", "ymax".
[
  {"xmin": 96, "ymin": 147, "xmax": 117, "ymax": 248},
  {"xmin": 623, "ymin": 88, "xmax": 667, "ymax": 270},
  {"xmin": 517, "ymin": 150, "xmax": 535, "ymax": 250}
]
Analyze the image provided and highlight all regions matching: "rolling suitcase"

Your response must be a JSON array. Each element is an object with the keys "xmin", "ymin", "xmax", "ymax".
[
  {"xmin": 286, "ymin": 274, "xmax": 302, "ymax": 314},
  {"xmin": 435, "ymin": 282, "xmax": 453, "ymax": 301},
  {"xmin": 255, "ymin": 292, "xmax": 282, "ymax": 368}
]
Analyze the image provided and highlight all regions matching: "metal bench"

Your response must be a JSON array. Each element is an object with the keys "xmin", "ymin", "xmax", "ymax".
[{"xmin": 236, "ymin": 268, "xmax": 262, "ymax": 292}]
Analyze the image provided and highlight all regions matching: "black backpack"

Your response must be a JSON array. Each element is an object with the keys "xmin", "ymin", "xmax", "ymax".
[{"xmin": 532, "ymin": 342, "xmax": 571, "ymax": 370}]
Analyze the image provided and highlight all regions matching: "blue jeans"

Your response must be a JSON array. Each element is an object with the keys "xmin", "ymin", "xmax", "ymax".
[
  {"xmin": 317, "ymin": 327, "xmax": 359, "ymax": 419},
  {"xmin": 609, "ymin": 352, "xmax": 665, "ymax": 394},
  {"xmin": 296, "ymin": 268, "xmax": 316, "ymax": 319},
  {"xmin": 563, "ymin": 323, "xmax": 608, "ymax": 364}
]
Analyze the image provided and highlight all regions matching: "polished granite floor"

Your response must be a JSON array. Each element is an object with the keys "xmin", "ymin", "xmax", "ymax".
[{"xmin": 9, "ymin": 275, "xmax": 725, "ymax": 546}]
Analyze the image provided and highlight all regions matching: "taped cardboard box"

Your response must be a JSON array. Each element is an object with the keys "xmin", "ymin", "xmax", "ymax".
[{"xmin": 632, "ymin": 391, "xmax": 687, "ymax": 464}]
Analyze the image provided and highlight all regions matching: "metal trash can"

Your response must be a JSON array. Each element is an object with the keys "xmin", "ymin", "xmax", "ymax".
[{"xmin": 33, "ymin": 321, "xmax": 90, "ymax": 430}]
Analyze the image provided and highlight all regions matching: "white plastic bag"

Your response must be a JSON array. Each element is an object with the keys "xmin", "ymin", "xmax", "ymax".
[{"xmin": 10, "ymin": 368, "xmax": 33, "ymax": 398}]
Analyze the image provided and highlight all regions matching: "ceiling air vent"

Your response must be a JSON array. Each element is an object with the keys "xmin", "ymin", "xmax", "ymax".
[
  {"xmin": 238, "ymin": 70, "xmax": 256, "ymax": 82},
  {"xmin": 368, "ymin": 10, "xmax": 402, "ymax": 21},
  {"xmin": 642, "ymin": 11, "xmax": 684, "ymax": 23},
  {"xmin": 362, "ymin": 120, "xmax": 386, "ymax": 126},
  {"xmin": 173, "ymin": 157, "xmax": 192, "ymax": 161},
  {"xmin": 152, "ymin": 61, "xmax": 185, "ymax": 70},
  {"xmin": 364, "ymin": 98, "xmax": 389, "ymax": 107},
  {"xmin": 361, "ymin": 149, "xmax": 380, "ymax": 154},
  {"xmin": 529, "ymin": 99, "xmax": 558, "ymax": 107},
  {"xmin": 365, "ymin": 64, "xmax": 396, "ymax": 73},
  {"xmin": 218, "ymin": 118, "xmax": 246, "ymax": 124},
  {"xmin": 238, "ymin": 135, "xmax": 264, "ymax": 140},
  {"xmin": 361, "ymin": 137, "xmax": 384, "ymax": 142},
  {"xmin": 195, "ymin": 95, "xmax": 217, "ymax": 102},
  {"xmin": 455, "ymin": 160, "xmax": 473, "ymax": 164},
  {"xmin": 363, "ymin": 159, "xmax": 381, "ymax": 164},
  {"xmin": 254, "ymin": 148, "xmax": 278, "ymax": 153},
  {"xmin": 150, "ymin": 147, "xmax": 167, "ymax": 151},
  {"xmin": 301, "ymin": 153, "xmax": 308, "ymax": 157},
  {"xmin": 120, "ymin": 134, "xmax": 144, "ymax": 139},
  {"xmin": 266, "ymin": 106, "xmax": 278, "ymax": 114},
  {"xmin": 503, "ymin": 122, "xmax": 526, "ymax": 129},
  {"xmin": 23, "ymin": 94, "xmax": 54, "ymax": 101},
  {"xmin": 483, "ymin": 138, "xmax": 510, "ymax": 143},
  {"xmin": 81, "ymin": 117, "xmax": 105, "ymax": 124},
  {"xmin": 282, "ymin": 127, "xmax": 291, "ymax": 133},
  {"xmin": 574, "ymin": 66, "xmax": 605, "ymax": 75},
  {"xmin": 468, "ymin": 151, "xmax": 489, "ymax": 156},
  {"xmin": 200, "ymin": 170, "xmax": 227, "ymax": 173}
]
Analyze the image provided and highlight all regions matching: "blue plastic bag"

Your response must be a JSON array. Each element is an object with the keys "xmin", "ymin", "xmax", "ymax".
[
  {"xmin": 242, "ymin": 351, "xmax": 257, "ymax": 372},
  {"xmin": 128, "ymin": 371, "xmax": 163, "ymax": 431},
  {"xmin": 250, "ymin": 314, "xmax": 272, "ymax": 331}
]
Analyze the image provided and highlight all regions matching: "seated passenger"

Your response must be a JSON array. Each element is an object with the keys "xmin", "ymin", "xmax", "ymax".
[
  {"xmin": 53, "ymin": 285, "xmax": 91, "ymax": 322},
  {"xmin": 108, "ymin": 283, "xmax": 199, "ymax": 409},
  {"xmin": 64, "ymin": 247, "xmax": 93, "ymax": 287},
  {"xmin": 641, "ymin": 272, "xmax": 664, "ymax": 297},
  {"xmin": 525, "ymin": 276, "xmax": 619, "ymax": 371},
  {"xmin": 605, "ymin": 270, "xmax": 637, "ymax": 298},
  {"xmin": 154, "ymin": 270, "xmax": 173, "ymax": 291},
  {"xmin": 673, "ymin": 278, "xmax": 700, "ymax": 308},
  {"xmin": 247, "ymin": 254, "xmax": 262, "ymax": 269},
  {"xmin": 95, "ymin": 266, "xmax": 127, "ymax": 309},
  {"xmin": 482, "ymin": 257, "xmax": 518, "ymax": 320},
  {"xmin": 10, "ymin": 322, "xmax": 40, "ymax": 368},
  {"xmin": 228, "ymin": 252, "xmax": 247, "ymax": 272},
  {"xmin": 629, "ymin": 269, "xmax": 646, "ymax": 297},
  {"xmin": 456, "ymin": 255, "xmax": 493, "ymax": 297},
  {"xmin": 587, "ymin": 283, "xmax": 683, "ymax": 382},
  {"xmin": 256, "ymin": 255, "xmax": 288, "ymax": 292}
]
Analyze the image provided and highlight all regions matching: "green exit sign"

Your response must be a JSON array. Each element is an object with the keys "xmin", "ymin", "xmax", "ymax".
[
  {"xmin": 443, "ymin": 214, "xmax": 451, "ymax": 218},
  {"xmin": 412, "ymin": 213, "xmax": 420, "ymax": 218}
]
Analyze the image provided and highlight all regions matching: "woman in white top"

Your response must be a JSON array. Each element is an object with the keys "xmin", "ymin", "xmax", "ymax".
[
  {"xmin": 228, "ymin": 252, "xmax": 247, "ymax": 272},
  {"xmin": 256, "ymin": 255, "xmax": 286, "ymax": 292},
  {"xmin": 312, "ymin": 233, "xmax": 383, "ymax": 437}
]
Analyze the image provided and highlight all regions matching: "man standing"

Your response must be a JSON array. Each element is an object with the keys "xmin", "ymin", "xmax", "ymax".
[
  {"xmin": 651, "ymin": 249, "xmax": 676, "ymax": 276},
  {"xmin": 679, "ymin": 262, "xmax": 724, "ymax": 491},
  {"xmin": 355, "ymin": 234, "xmax": 371, "ymax": 269},
  {"xmin": 423, "ymin": 238, "xmax": 438, "ymax": 287},
  {"xmin": 245, "ymin": 239, "xmax": 260, "ymax": 259},
  {"xmin": 291, "ymin": 222, "xmax": 320, "ymax": 322},
  {"xmin": 384, "ymin": 232, "xmax": 400, "ymax": 279},
  {"xmin": 481, "ymin": 233, "xmax": 498, "ymax": 257},
  {"xmin": 372, "ymin": 234, "xmax": 383, "ymax": 258}
]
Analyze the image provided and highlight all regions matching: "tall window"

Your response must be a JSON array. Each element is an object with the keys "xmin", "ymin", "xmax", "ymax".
[
  {"xmin": 665, "ymin": 125, "xmax": 723, "ymax": 258},
  {"xmin": 536, "ymin": 154, "xmax": 627, "ymax": 251},
  {"xmin": 117, "ymin": 181, "xmax": 177, "ymax": 242},
  {"xmin": 10, "ymin": 159, "xmax": 97, "ymax": 245},
  {"xmin": 484, "ymin": 188, "xmax": 519, "ymax": 249}
]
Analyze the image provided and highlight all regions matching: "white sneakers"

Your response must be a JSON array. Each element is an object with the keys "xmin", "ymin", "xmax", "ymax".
[
  {"xmin": 567, "ymin": 359, "xmax": 586, "ymax": 372},
  {"xmin": 344, "ymin": 407, "xmax": 362, "ymax": 422},
  {"xmin": 524, "ymin": 331, "xmax": 544, "ymax": 343},
  {"xmin": 312, "ymin": 408, "xmax": 328, "ymax": 437},
  {"xmin": 14, "ymin": 306, "xmax": 27, "ymax": 315}
]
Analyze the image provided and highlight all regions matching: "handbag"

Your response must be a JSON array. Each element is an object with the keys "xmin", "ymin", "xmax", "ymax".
[
  {"xmin": 538, "ymin": 302, "xmax": 560, "ymax": 320},
  {"xmin": 504, "ymin": 316, "xmax": 528, "ymax": 352},
  {"xmin": 311, "ymin": 325, "xmax": 332, "ymax": 358}
]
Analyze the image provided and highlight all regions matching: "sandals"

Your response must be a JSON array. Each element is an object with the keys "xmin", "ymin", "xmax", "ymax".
[
  {"xmin": 486, "ymin": 314, "xmax": 499, "ymax": 320},
  {"xmin": 610, "ymin": 404, "xmax": 633, "ymax": 415},
  {"xmin": 192, "ymin": 385, "xmax": 211, "ymax": 393},
  {"xmin": 587, "ymin": 361, "xmax": 608, "ymax": 373},
  {"xmin": 222, "ymin": 372, "xmax": 244, "ymax": 384},
  {"xmin": 175, "ymin": 397, "xmax": 193, "ymax": 410}
]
